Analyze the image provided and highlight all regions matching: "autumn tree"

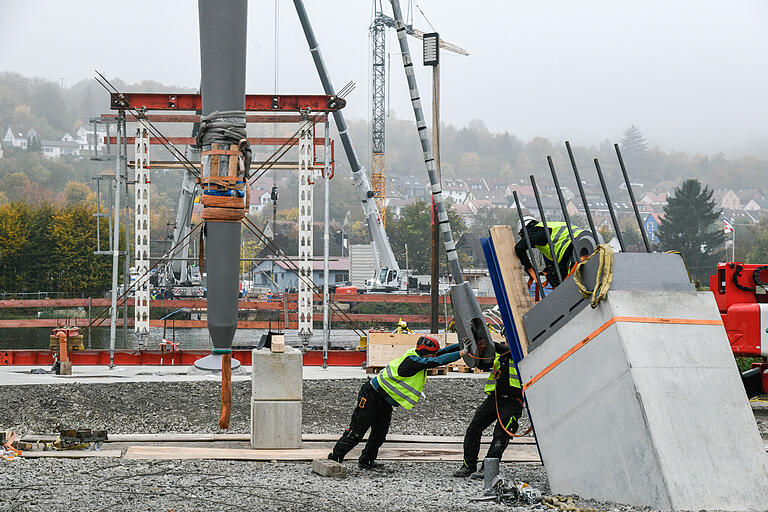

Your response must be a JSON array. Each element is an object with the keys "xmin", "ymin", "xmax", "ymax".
[
  {"xmin": 658, "ymin": 179, "xmax": 724, "ymax": 281},
  {"xmin": 387, "ymin": 200, "xmax": 467, "ymax": 274}
]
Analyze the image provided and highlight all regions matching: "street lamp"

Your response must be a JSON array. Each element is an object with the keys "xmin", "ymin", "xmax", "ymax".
[{"xmin": 423, "ymin": 32, "xmax": 440, "ymax": 334}]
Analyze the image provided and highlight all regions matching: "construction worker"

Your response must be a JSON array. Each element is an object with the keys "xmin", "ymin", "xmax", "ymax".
[
  {"xmin": 515, "ymin": 216, "xmax": 584, "ymax": 287},
  {"xmin": 453, "ymin": 340, "xmax": 523, "ymax": 478},
  {"xmin": 328, "ymin": 335, "xmax": 471, "ymax": 470}
]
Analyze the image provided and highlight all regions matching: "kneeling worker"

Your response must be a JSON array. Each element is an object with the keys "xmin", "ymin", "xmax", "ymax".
[
  {"xmin": 329, "ymin": 335, "xmax": 470, "ymax": 469},
  {"xmin": 453, "ymin": 340, "xmax": 523, "ymax": 478},
  {"xmin": 515, "ymin": 216, "xmax": 584, "ymax": 287}
]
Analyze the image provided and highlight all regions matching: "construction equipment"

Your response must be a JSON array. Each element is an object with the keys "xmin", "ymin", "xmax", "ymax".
[
  {"xmin": 387, "ymin": 0, "xmax": 494, "ymax": 369},
  {"xmin": 294, "ymin": 0, "xmax": 403, "ymax": 294},
  {"xmin": 368, "ymin": 1, "xmax": 468, "ymax": 227},
  {"xmin": 709, "ymin": 261, "xmax": 768, "ymax": 396}
]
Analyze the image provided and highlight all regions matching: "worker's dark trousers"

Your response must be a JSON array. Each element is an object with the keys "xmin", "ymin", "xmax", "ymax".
[
  {"xmin": 545, "ymin": 245, "xmax": 574, "ymax": 288},
  {"xmin": 330, "ymin": 380, "xmax": 393, "ymax": 464},
  {"xmin": 462, "ymin": 393, "xmax": 524, "ymax": 469}
]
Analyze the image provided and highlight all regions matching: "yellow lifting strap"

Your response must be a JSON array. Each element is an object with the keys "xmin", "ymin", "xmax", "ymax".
[{"xmin": 572, "ymin": 244, "xmax": 614, "ymax": 309}]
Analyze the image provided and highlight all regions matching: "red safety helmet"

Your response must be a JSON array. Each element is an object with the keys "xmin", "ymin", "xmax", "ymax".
[{"xmin": 416, "ymin": 335, "xmax": 440, "ymax": 355}]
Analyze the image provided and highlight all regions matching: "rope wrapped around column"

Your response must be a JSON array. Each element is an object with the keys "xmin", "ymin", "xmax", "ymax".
[{"xmin": 197, "ymin": 110, "xmax": 252, "ymax": 222}]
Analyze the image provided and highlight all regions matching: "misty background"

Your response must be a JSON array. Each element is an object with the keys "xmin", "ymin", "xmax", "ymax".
[{"xmin": 2, "ymin": 0, "xmax": 768, "ymax": 157}]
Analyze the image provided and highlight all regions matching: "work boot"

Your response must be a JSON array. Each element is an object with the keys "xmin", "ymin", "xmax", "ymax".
[
  {"xmin": 470, "ymin": 464, "xmax": 484, "ymax": 480},
  {"xmin": 358, "ymin": 460, "xmax": 386, "ymax": 471},
  {"xmin": 327, "ymin": 452, "xmax": 342, "ymax": 463},
  {"xmin": 452, "ymin": 463, "xmax": 477, "ymax": 478}
]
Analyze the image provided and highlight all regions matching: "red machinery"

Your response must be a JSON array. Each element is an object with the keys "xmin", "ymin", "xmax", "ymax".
[{"xmin": 709, "ymin": 262, "xmax": 768, "ymax": 396}]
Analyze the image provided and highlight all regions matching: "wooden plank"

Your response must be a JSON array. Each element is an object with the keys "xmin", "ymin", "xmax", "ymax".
[
  {"xmin": 209, "ymin": 143, "xmax": 220, "ymax": 176},
  {"xmin": 125, "ymin": 444, "xmax": 540, "ymax": 463},
  {"xmin": 20, "ymin": 450, "xmax": 122, "ymax": 458},
  {"xmin": 228, "ymin": 144, "xmax": 239, "ymax": 177},
  {"xmin": 490, "ymin": 225, "xmax": 535, "ymax": 356}
]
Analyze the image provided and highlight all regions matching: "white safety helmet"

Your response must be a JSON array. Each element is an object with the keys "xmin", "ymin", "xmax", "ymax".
[{"xmin": 516, "ymin": 216, "xmax": 538, "ymax": 234}]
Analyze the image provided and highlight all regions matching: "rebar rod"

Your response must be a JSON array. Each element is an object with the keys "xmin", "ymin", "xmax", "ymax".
[
  {"xmin": 614, "ymin": 144, "xmax": 651, "ymax": 252},
  {"xmin": 547, "ymin": 156, "xmax": 578, "ymax": 266},
  {"xmin": 566, "ymin": 141, "xmax": 598, "ymax": 241},
  {"xmin": 593, "ymin": 158, "xmax": 625, "ymax": 251},
  {"xmin": 530, "ymin": 175, "xmax": 563, "ymax": 284},
  {"xmin": 513, "ymin": 191, "xmax": 545, "ymax": 298}
]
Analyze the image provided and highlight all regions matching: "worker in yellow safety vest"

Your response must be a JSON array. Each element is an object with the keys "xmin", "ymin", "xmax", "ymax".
[
  {"xmin": 515, "ymin": 216, "xmax": 585, "ymax": 287},
  {"xmin": 453, "ymin": 340, "xmax": 523, "ymax": 478},
  {"xmin": 328, "ymin": 335, "xmax": 471, "ymax": 470}
]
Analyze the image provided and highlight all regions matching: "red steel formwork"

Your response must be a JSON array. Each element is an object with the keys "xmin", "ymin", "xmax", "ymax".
[{"xmin": 0, "ymin": 349, "xmax": 365, "ymax": 367}]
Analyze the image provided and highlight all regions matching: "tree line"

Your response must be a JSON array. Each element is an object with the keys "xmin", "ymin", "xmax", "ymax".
[{"xmin": 0, "ymin": 201, "xmax": 116, "ymax": 296}]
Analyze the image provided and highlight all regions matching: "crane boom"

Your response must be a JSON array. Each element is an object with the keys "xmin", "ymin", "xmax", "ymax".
[{"xmin": 294, "ymin": 0, "xmax": 401, "ymax": 292}]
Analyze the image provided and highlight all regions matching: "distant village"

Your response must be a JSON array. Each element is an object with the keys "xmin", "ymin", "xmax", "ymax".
[{"xmin": 4, "ymin": 122, "xmax": 759, "ymax": 294}]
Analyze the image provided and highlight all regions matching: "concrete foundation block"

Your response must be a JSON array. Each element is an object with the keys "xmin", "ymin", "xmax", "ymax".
[
  {"xmin": 251, "ymin": 346, "xmax": 302, "ymax": 401},
  {"xmin": 311, "ymin": 458, "xmax": 347, "ymax": 478},
  {"xmin": 520, "ymin": 289, "xmax": 768, "ymax": 511},
  {"xmin": 59, "ymin": 361, "xmax": 72, "ymax": 376},
  {"xmin": 250, "ymin": 400, "xmax": 301, "ymax": 449}
]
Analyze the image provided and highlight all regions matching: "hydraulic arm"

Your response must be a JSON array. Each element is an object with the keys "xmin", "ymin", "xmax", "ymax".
[{"xmin": 293, "ymin": 0, "xmax": 401, "ymax": 291}]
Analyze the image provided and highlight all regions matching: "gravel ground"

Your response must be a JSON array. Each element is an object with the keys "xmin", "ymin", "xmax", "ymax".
[
  {"xmin": 1, "ymin": 379, "xmax": 764, "ymax": 512},
  {"xmin": 2, "ymin": 379, "xmax": 523, "ymax": 436}
]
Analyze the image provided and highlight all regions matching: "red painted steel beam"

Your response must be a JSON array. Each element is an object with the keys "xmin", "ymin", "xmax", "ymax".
[
  {"xmin": 0, "ymin": 299, "xmax": 291, "ymax": 310},
  {"xmin": 288, "ymin": 293, "xmax": 497, "ymax": 305},
  {"xmin": 110, "ymin": 93, "xmax": 344, "ymax": 112},
  {"xmin": 0, "ymin": 319, "xmax": 298, "ymax": 329},
  {"xmin": 0, "ymin": 295, "xmax": 497, "ymax": 309},
  {"xmin": 0, "ymin": 349, "xmax": 365, "ymax": 367},
  {"xmin": 105, "ymin": 137, "xmax": 325, "ymax": 146},
  {"xmin": 101, "ymin": 113, "xmax": 323, "ymax": 123}
]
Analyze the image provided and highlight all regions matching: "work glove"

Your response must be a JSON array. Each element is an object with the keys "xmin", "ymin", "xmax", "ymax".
[{"xmin": 461, "ymin": 336, "xmax": 473, "ymax": 357}]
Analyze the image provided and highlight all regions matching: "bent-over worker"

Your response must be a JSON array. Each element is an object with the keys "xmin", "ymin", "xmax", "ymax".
[
  {"xmin": 453, "ymin": 340, "xmax": 523, "ymax": 478},
  {"xmin": 515, "ymin": 216, "xmax": 585, "ymax": 287},
  {"xmin": 328, "ymin": 335, "xmax": 470, "ymax": 470}
]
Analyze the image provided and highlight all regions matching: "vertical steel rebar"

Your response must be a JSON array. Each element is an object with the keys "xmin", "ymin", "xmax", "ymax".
[
  {"xmin": 530, "ymin": 175, "xmax": 563, "ymax": 284},
  {"xmin": 122, "ymin": 121, "xmax": 129, "ymax": 348},
  {"xmin": 593, "ymin": 158, "xmax": 625, "ymax": 251},
  {"xmin": 322, "ymin": 117, "xmax": 330, "ymax": 369},
  {"xmin": 566, "ymin": 141, "xmax": 598, "ymax": 241},
  {"xmin": 108, "ymin": 111, "xmax": 123, "ymax": 368},
  {"xmin": 547, "ymin": 156, "xmax": 578, "ymax": 266},
  {"xmin": 513, "ymin": 191, "xmax": 545, "ymax": 298},
  {"xmin": 614, "ymin": 144, "xmax": 651, "ymax": 252}
]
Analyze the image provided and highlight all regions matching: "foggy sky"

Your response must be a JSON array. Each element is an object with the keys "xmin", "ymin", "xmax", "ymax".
[{"xmin": 1, "ymin": 0, "xmax": 767, "ymax": 156}]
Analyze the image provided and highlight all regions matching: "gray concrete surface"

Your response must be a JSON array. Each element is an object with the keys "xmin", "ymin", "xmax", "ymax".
[
  {"xmin": 520, "ymin": 289, "xmax": 768, "ymax": 511},
  {"xmin": 251, "ymin": 347, "xmax": 303, "ymax": 400}
]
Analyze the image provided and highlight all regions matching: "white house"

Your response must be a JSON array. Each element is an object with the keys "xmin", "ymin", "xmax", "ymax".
[
  {"xmin": 3, "ymin": 126, "xmax": 39, "ymax": 149},
  {"xmin": 41, "ymin": 138, "xmax": 81, "ymax": 158},
  {"xmin": 248, "ymin": 188, "xmax": 273, "ymax": 215}
]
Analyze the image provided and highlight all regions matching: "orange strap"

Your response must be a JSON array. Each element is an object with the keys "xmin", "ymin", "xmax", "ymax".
[
  {"xmin": 522, "ymin": 316, "xmax": 724, "ymax": 393},
  {"xmin": 202, "ymin": 149, "xmax": 240, "ymax": 157}
]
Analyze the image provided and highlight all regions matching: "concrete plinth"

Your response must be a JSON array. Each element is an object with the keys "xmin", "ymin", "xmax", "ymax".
[
  {"xmin": 250, "ymin": 347, "xmax": 302, "ymax": 449},
  {"xmin": 250, "ymin": 400, "xmax": 302, "ymax": 449},
  {"xmin": 520, "ymin": 288, "xmax": 768, "ymax": 511},
  {"xmin": 251, "ymin": 346, "xmax": 302, "ymax": 400}
]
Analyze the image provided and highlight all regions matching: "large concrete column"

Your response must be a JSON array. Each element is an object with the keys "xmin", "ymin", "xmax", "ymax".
[{"xmin": 194, "ymin": 0, "xmax": 248, "ymax": 370}]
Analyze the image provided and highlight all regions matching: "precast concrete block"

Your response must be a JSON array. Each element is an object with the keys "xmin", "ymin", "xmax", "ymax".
[
  {"xmin": 520, "ymin": 288, "xmax": 768, "ymax": 511},
  {"xmin": 251, "ymin": 346, "xmax": 302, "ymax": 401},
  {"xmin": 312, "ymin": 458, "xmax": 347, "ymax": 478},
  {"xmin": 250, "ymin": 399, "xmax": 302, "ymax": 449}
]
